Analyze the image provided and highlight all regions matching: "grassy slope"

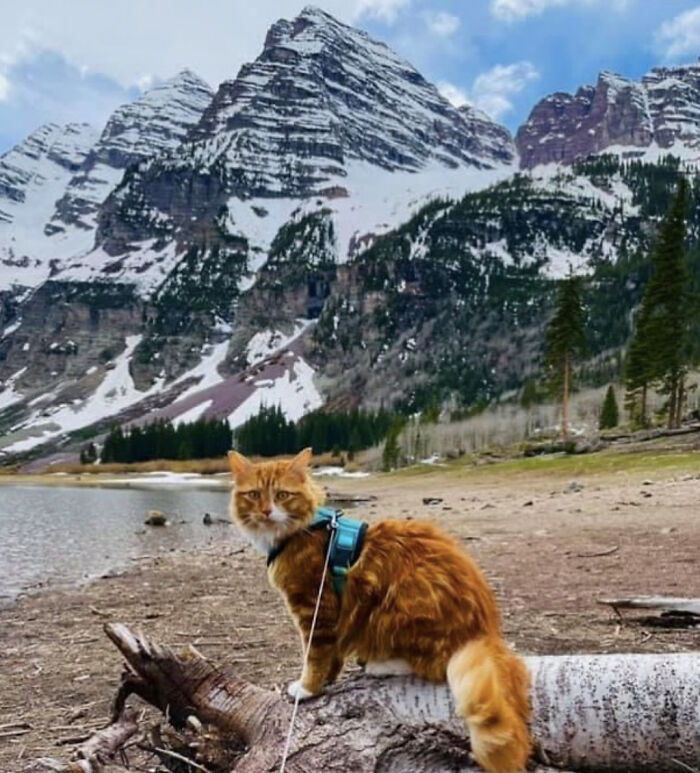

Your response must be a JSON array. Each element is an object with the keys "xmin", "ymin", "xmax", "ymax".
[{"xmin": 392, "ymin": 446, "xmax": 700, "ymax": 482}]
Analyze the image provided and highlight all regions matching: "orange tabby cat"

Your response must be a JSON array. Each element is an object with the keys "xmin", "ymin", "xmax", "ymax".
[{"xmin": 229, "ymin": 448, "xmax": 531, "ymax": 773}]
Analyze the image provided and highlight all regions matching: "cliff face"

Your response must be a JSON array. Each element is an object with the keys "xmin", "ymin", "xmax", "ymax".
[
  {"xmin": 47, "ymin": 70, "xmax": 214, "ymax": 234},
  {"xmin": 0, "ymin": 8, "xmax": 698, "ymax": 463},
  {"xmin": 94, "ymin": 5, "xmax": 515, "ymax": 258},
  {"xmin": 0, "ymin": 123, "xmax": 98, "ymax": 291},
  {"xmin": 517, "ymin": 63, "xmax": 700, "ymax": 168}
]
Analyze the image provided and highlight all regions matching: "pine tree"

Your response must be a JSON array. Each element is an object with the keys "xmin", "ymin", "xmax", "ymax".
[
  {"xmin": 624, "ymin": 327, "xmax": 654, "ymax": 428},
  {"xmin": 599, "ymin": 385, "xmax": 619, "ymax": 430},
  {"xmin": 381, "ymin": 421, "xmax": 402, "ymax": 471},
  {"xmin": 625, "ymin": 178, "xmax": 692, "ymax": 429},
  {"xmin": 545, "ymin": 274, "xmax": 588, "ymax": 441},
  {"xmin": 520, "ymin": 378, "xmax": 538, "ymax": 410}
]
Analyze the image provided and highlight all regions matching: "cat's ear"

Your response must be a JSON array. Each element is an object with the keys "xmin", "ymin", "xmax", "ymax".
[
  {"xmin": 228, "ymin": 450, "xmax": 252, "ymax": 478},
  {"xmin": 289, "ymin": 447, "xmax": 313, "ymax": 474}
]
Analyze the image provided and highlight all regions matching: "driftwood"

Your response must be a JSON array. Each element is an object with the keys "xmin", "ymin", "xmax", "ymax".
[
  {"xmin": 29, "ymin": 709, "xmax": 138, "ymax": 772},
  {"xmin": 600, "ymin": 596, "xmax": 700, "ymax": 628},
  {"xmin": 30, "ymin": 623, "xmax": 700, "ymax": 773},
  {"xmin": 600, "ymin": 596, "xmax": 700, "ymax": 615}
]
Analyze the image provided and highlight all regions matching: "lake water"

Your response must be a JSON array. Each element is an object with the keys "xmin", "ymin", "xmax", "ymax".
[{"xmin": 0, "ymin": 485, "xmax": 236, "ymax": 603}]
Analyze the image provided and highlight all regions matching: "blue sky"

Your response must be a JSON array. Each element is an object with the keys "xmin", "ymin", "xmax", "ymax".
[{"xmin": 1, "ymin": 0, "xmax": 700, "ymax": 154}]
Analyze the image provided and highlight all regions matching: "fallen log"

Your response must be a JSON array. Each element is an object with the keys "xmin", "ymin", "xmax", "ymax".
[
  {"xmin": 599, "ymin": 596, "xmax": 700, "ymax": 615},
  {"xmin": 599, "ymin": 596, "xmax": 700, "ymax": 628},
  {"xmin": 31, "ymin": 624, "xmax": 700, "ymax": 772}
]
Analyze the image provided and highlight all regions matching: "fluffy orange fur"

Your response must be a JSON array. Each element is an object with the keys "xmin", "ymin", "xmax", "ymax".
[{"xmin": 229, "ymin": 448, "xmax": 531, "ymax": 773}]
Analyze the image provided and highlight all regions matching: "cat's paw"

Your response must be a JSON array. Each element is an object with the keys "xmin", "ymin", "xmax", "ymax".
[{"xmin": 287, "ymin": 679, "xmax": 314, "ymax": 701}]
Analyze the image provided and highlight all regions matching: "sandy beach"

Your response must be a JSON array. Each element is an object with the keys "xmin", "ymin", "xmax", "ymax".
[{"xmin": 1, "ymin": 453, "xmax": 699, "ymax": 770}]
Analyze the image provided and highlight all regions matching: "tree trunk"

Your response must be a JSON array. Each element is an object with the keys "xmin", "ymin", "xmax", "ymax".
[
  {"xmin": 30, "ymin": 624, "xmax": 700, "ymax": 773},
  {"xmin": 667, "ymin": 372, "xmax": 679, "ymax": 430},
  {"xmin": 562, "ymin": 354, "xmax": 569, "ymax": 442},
  {"xmin": 675, "ymin": 376, "xmax": 685, "ymax": 429},
  {"xmin": 640, "ymin": 381, "xmax": 647, "ymax": 427}
]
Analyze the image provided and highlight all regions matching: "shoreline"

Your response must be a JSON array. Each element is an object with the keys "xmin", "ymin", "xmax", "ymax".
[
  {"xmin": 0, "ymin": 465, "xmax": 374, "ymax": 491},
  {"xmin": 0, "ymin": 470, "xmax": 231, "ymax": 490},
  {"xmin": 2, "ymin": 463, "xmax": 699, "ymax": 769}
]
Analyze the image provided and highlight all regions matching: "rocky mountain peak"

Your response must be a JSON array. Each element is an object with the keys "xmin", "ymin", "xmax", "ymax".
[
  {"xmin": 0, "ymin": 122, "xmax": 99, "ymax": 290},
  {"xmin": 134, "ymin": 7, "xmax": 515, "ymax": 207},
  {"xmin": 88, "ymin": 68, "xmax": 214, "ymax": 164},
  {"xmin": 458, "ymin": 104, "xmax": 516, "ymax": 165},
  {"xmin": 0, "ymin": 122, "xmax": 97, "ymax": 224},
  {"xmin": 46, "ymin": 69, "xmax": 214, "ymax": 234},
  {"xmin": 516, "ymin": 59, "xmax": 700, "ymax": 168}
]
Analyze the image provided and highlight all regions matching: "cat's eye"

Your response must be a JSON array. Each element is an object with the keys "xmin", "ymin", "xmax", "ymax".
[
  {"xmin": 244, "ymin": 490, "xmax": 261, "ymax": 499},
  {"xmin": 275, "ymin": 491, "xmax": 292, "ymax": 501}
]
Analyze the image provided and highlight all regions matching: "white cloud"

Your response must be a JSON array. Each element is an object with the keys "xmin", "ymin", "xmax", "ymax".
[
  {"xmin": 135, "ymin": 73, "xmax": 154, "ymax": 92},
  {"xmin": 0, "ymin": 42, "xmax": 137, "ymax": 152},
  {"xmin": 438, "ymin": 81, "xmax": 469, "ymax": 108},
  {"xmin": 492, "ymin": 0, "xmax": 565, "ymax": 21},
  {"xmin": 472, "ymin": 62, "xmax": 539, "ymax": 118},
  {"xmin": 423, "ymin": 11, "xmax": 460, "ymax": 37},
  {"xmin": 352, "ymin": 0, "xmax": 411, "ymax": 23},
  {"xmin": 0, "ymin": 2, "xmax": 399, "ymax": 95},
  {"xmin": 439, "ymin": 61, "xmax": 539, "ymax": 120},
  {"xmin": 656, "ymin": 6, "xmax": 700, "ymax": 61},
  {"xmin": 491, "ymin": 0, "xmax": 629, "ymax": 22}
]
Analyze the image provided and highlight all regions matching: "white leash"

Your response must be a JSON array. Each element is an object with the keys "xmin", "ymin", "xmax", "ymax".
[{"xmin": 278, "ymin": 521, "xmax": 336, "ymax": 773}]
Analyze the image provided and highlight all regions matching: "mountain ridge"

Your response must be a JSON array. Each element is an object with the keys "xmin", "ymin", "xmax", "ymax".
[
  {"xmin": 517, "ymin": 61, "xmax": 700, "ymax": 168},
  {"xmin": 0, "ymin": 8, "xmax": 698, "ymax": 463}
]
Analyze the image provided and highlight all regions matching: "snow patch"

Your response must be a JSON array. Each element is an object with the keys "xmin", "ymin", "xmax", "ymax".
[
  {"xmin": 312, "ymin": 466, "xmax": 371, "ymax": 478},
  {"xmin": 172, "ymin": 399, "xmax": 213, "ymax": 427},
  {"xmin": 172, "ymin": 340, "xmax": 231, "ymax": 401},
  {"xmin": 0, "ymin": 367, "xmax": 27, "ymax": 411},
  {"xmin": 228, "ymin": 356, "xmax": 323, "ymax": 428},
  {"xmin": 245, "ymin": 320, "xmax": 314, "ymax": 364},
  {"xmin": 2, "ymin": 336, "xmax": 162, "ymax": 453}
]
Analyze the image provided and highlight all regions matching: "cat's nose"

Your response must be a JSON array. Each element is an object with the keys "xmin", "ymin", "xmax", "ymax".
[{"xmin": 262, "ymin": 507, "xmax": 272, "ymax": 518}]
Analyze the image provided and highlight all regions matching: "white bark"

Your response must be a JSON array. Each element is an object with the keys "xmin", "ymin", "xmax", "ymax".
[
  {"xmin": 30, "ymin": 626, "xmax": 700, "ymax": 773},
  {"xmin": 527, "ymin": 654, "xmax": 700, "ymax": 771}
]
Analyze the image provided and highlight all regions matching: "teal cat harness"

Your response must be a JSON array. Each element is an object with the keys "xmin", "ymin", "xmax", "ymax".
[{"xmin": 266, "ymin": 507, "xmax": 368, "ymax": 595}]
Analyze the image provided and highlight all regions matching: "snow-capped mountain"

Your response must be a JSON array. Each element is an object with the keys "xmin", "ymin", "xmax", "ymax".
[
  {"xmin": 187, "ymin": 5, "xmax": 514, "ymax": 180},
  {"xmin": 0, "ymin": 8, "xmax": 698, "ymax": 465},
  {"xmin": 0, "ymin": 122, "xmax": 98, "ymax": 291},
  {"xmin": 87, "ymin": 5, "xmax": 515, "ymax": 285},
  {"xmin": 0, "ymin": 71, "xmax": 213, "ymax": 299},
  {"xmin": 48, "ymin": 70, "xmax": 213, "ymax": 235},
  {"xmin": 517, "ymin": 62, "xmax": 700, "ymax": 168}
]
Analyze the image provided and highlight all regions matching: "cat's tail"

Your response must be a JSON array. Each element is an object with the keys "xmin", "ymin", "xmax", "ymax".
[{"xmin": 447, "ymin": 635, "xmax": 531, "ymax": 773}]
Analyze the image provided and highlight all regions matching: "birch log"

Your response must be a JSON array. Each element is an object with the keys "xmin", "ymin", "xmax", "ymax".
[
  {"xmin": 599, "ymin": 596, "xmax": 700, "ymax": 615},
  {"xmin": 31, "ymin": 624, "xmax": 700, "ymax": 773},
  {"xmin": 527, "ymin": 654, "xmax": 700, "ymax": 770}
]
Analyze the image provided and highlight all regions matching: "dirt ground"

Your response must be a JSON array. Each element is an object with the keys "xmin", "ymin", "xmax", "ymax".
[{"xmin": 1, "ymin": 459, "xmax": 699, "ymax": 771}]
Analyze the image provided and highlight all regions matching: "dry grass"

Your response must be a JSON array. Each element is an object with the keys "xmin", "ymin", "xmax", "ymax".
[
  {"xmin": 48, "ymin": 457, "xmax": 231, "ymax": 476},
  {"xmin": 45, "ymin": 451, "xmax": 365, "ymax": 477}
]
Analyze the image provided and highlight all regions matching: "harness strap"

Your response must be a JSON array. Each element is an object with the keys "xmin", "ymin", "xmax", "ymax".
[
  {"xmin": 328, "ymin": 513, "xmax": 367, "ymax": 595},
  {"xmin": 267, "ymin": 507, "xmax": 368, "ymax": 595},
  {"xmin": 266, "ymin": 516, "xmax": 327, "ymax": 567}
]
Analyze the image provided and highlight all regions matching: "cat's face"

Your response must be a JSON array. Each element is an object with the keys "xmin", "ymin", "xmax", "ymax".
[{"xmin": 229, "ymin": 448, "xmax": 321, "ymax": 553}]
